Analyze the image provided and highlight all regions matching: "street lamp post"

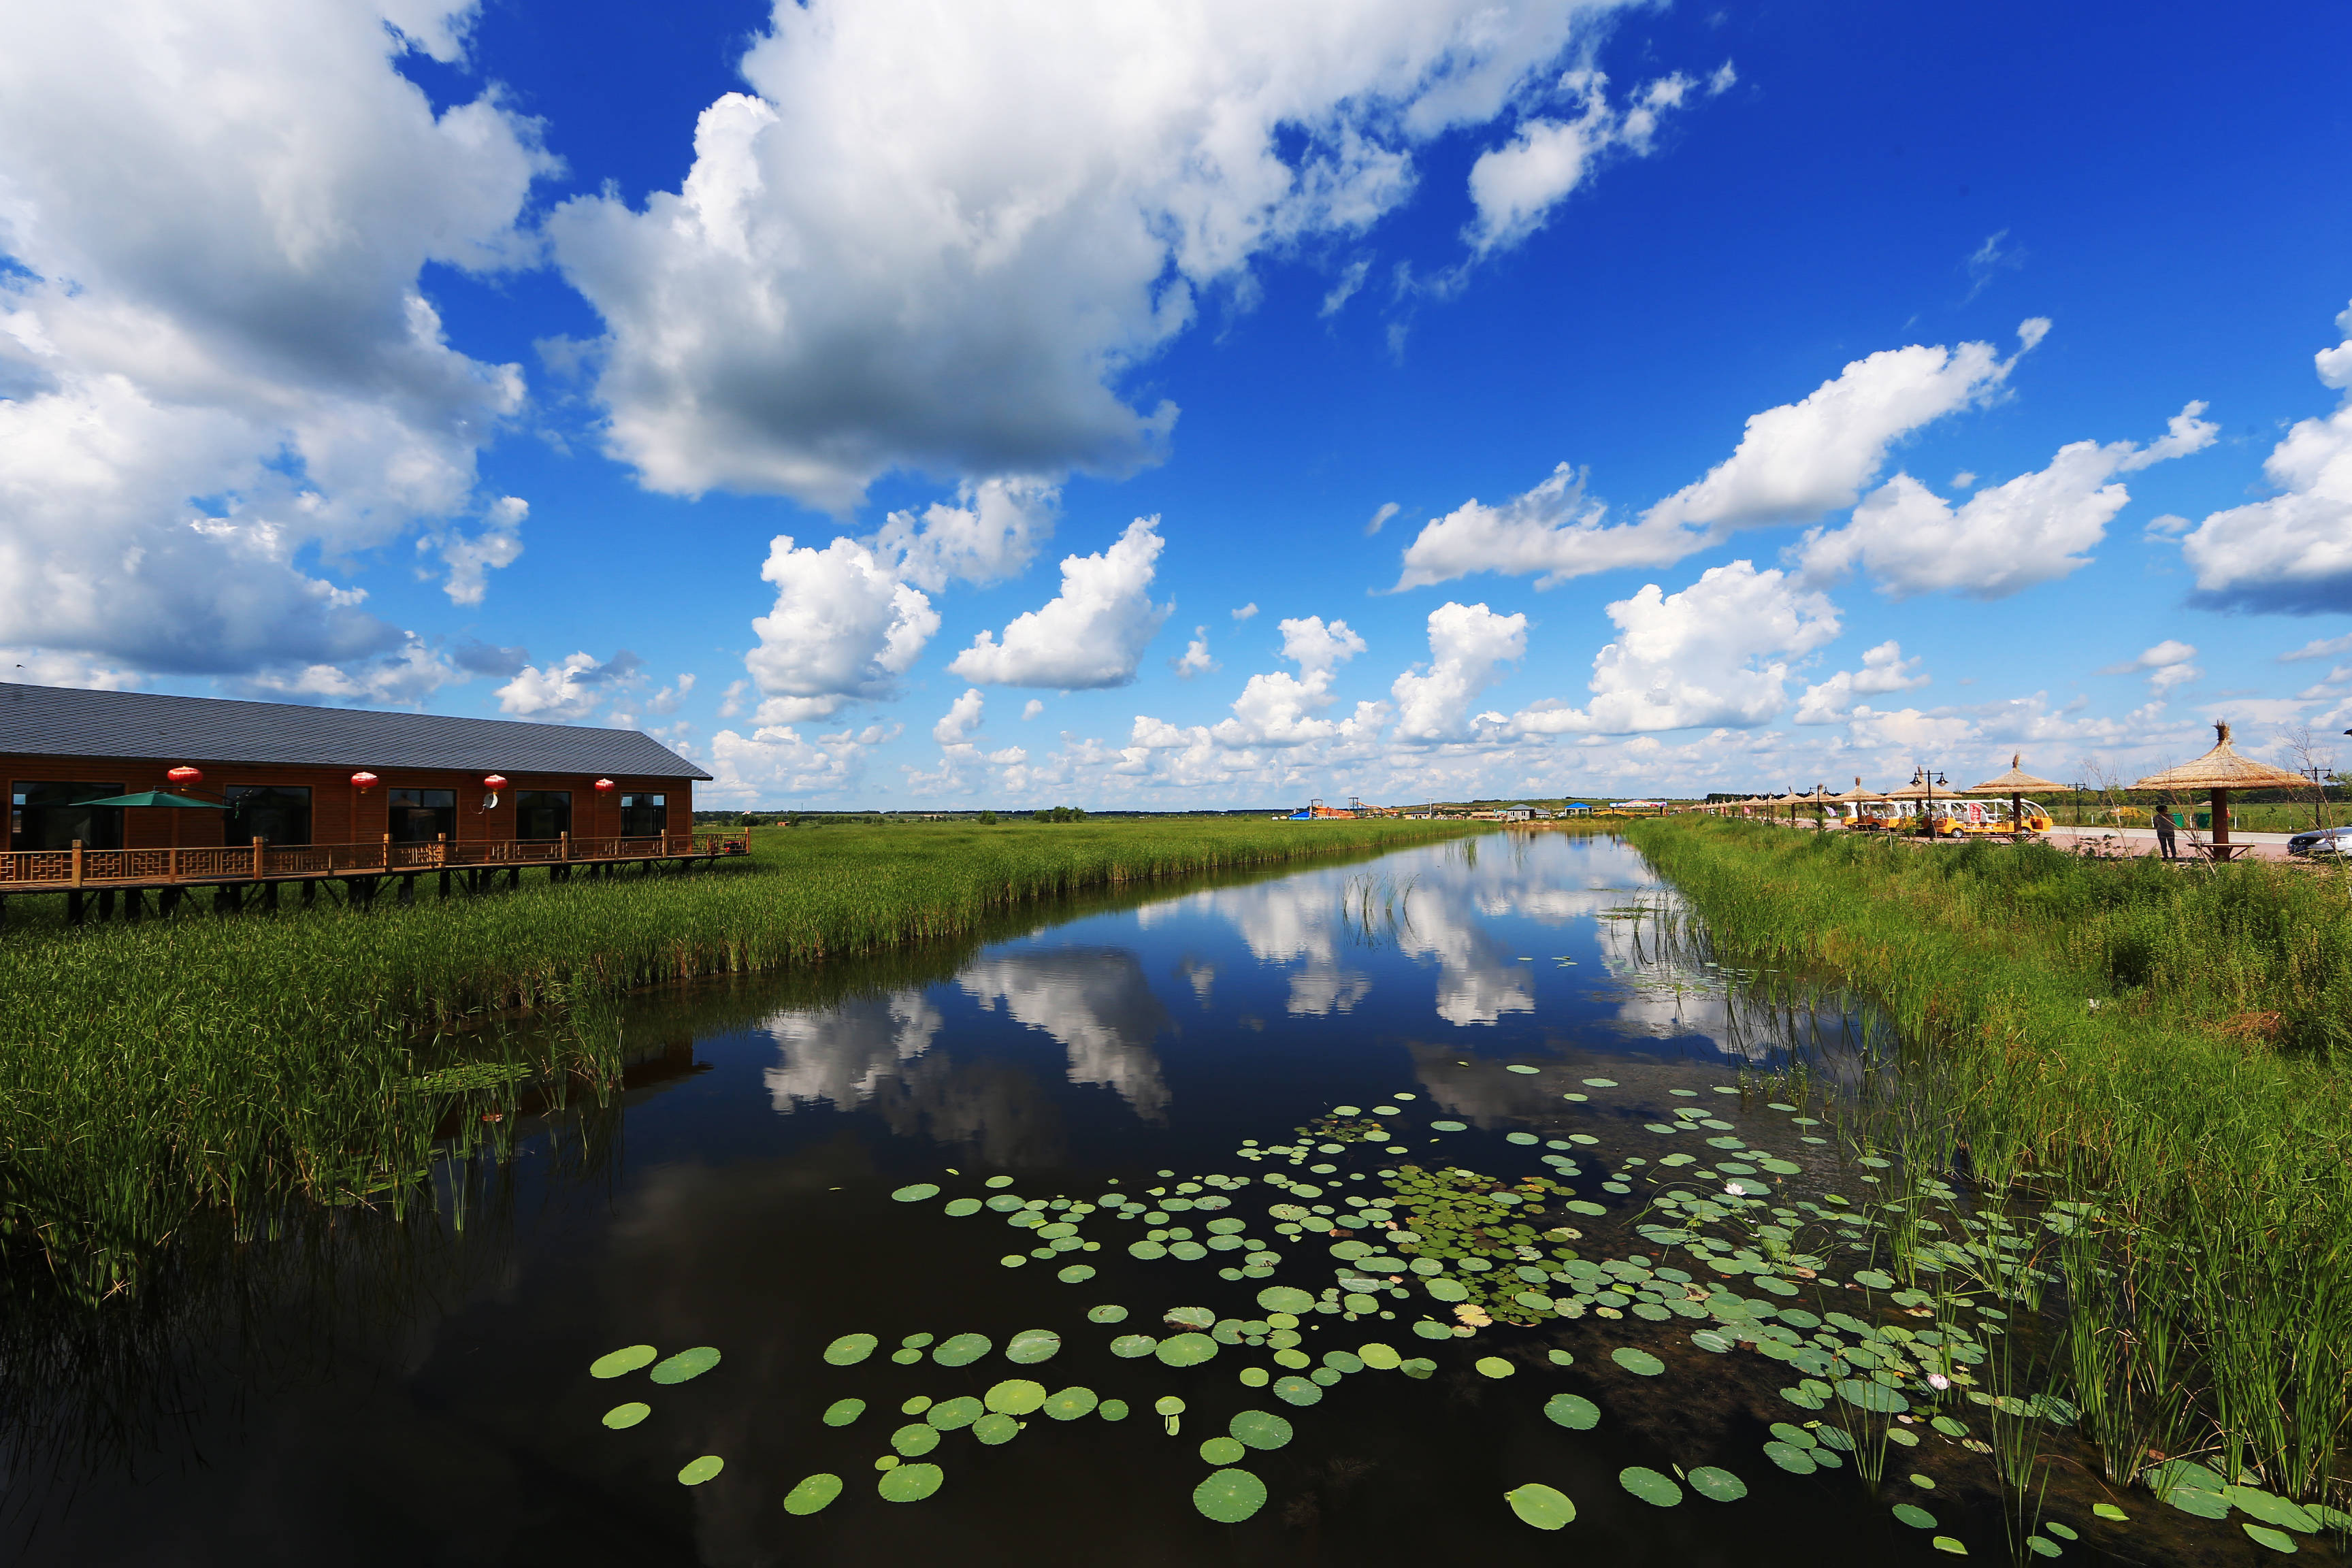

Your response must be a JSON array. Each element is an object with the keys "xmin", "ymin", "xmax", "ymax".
[{"xmin": 1918, "ymin": 767, "xmax": 1948, "ymax": 839}]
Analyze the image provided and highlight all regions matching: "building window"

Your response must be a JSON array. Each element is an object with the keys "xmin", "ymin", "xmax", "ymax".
[
  {"xmin": 515, "ymin": 789, "xmax": 572, "ymax": 840},
  {"xmin": 618, "ymin": 792, "xmax": 666, "ymax": 837},
  {"xmin": 223, "ymin": 785, "xmax": 311, "ymax": 846},
  {"xmin": 389, "ymin": 787, "xmax": 457, "ymax": 845},
  {"xmin": 10, "ymin": 781, "xmax": 127, "ymax": 851}
]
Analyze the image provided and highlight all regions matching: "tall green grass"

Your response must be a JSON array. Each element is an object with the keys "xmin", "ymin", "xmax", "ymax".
[
  {"xmin": 1629, "ymin": 819, "xmax": 2352, "ymax": 1504},
  {"xmin": 0, "ymin": 818, "xmax": 1474, "ymax": 1302}
]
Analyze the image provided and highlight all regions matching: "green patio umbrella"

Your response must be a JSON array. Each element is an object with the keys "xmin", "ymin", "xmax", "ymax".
[{"xmin": 76, "ymin": 791, "xmax": 226, "ymax": 810}]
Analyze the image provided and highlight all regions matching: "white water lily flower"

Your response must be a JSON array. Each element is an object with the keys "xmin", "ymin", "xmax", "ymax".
[{"xmin": 1928, "ymin": 1373, "xmax": 1950, "ymax": 1390}]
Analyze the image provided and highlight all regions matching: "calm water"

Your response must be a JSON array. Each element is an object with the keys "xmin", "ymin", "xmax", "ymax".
[{"xmin": 3, "ymin": 833, "xmax": 2212, "ymax": 1565}]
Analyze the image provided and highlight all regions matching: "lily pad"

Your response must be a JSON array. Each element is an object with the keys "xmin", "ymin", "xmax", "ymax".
[
  {"xmin": 1158, "ymin": 1332, "xmax": 1219, "ymax": 1367},
  {"xmin": 1475, "ymin": 1356, "xmax": 1515, "ymax": 1379},
  {"xmin": 1582, "ymin": 1077, "xmax": 1618, "ymax": 1088},
  {"xmin": 1506, "ymin": 1064, "xmax": 1541, "ymax": 1075},
  {"xmin": 1610, "ymin": 1348, "xmax": 1665, "ymax": 1376},
  {"xmin": 1426, "ymin": 1278, "xmax": 1470, "ymax": 1303},
  {"xmin": 927, "ymin": 1396, "xmax": 983, "ymax": 1430},
  {"xmin": 589, "ymin": 1344, "xmax": 657, "ymax": 1379},
  {"xmin": 985, "ymin": 1175, "xmax": 1015, "ymax": 1188},
  {"xmin": 1764, "ymin": 1442, "xmax": 1818, "ymax": 1475},
  {"xmin": 1431, "ymin": 1120, "xmax": 1468, "ymax": 1131},
  {"xmin": 891, "ymin": 1422, "xmax": 941, "ymax": 1456},
  {"xmin": 1620, "ymin": 1466, "xmax": 1683, "ymax": 1507},
  {"xmin": 932, "ymin": 1332, "xmax": 992, "ymax": 1367},
  {"xmin": 1358, "ymin": 1343, "xmax": 1402, "ymax": 1370},
  {"xmin": 783, "ymin": 1473, "xmax": 843, "ymax": 1515},
  {"xmin": 1256, "ymin": 1286, "xmax": 1316, "ymax": 1313},
  {"xmin": 878, "ymin": 1462, "xmax": 943, "ymax": 1502},
  {"xmin": 984, "ymin": 1378, "xmax": 1048, "ymax": 1416},
  {"xmin": 1893, "ymin": 1504, "xmax": 1938, "ymax": 1529},
  {"xmin": 677, "ymin": 1455, "xmax": 725, "ymax": 1486},
  {"xmin": 1230, "ymin": 1409, "xmax": 1293, "ymax": 1450},
  {"xmin": 1006, "ymin": 1329, "xmax": 1062, "ymax": 1365},
  {"xmin": 1099, "ymin": 1399, "xmax": 1130, "ymax": 1421},
  {"xmin": 943, "ymin": 1197, "xmax": 983, "ymax": 1217},
  {"xmin": 1852, "ymin": 1269, "xmax": 1897, "ymax": 1290},
  {"xmin": 1058, "ymin": 1264, "xmax": 1097, "ymax": 1284},
  {"xmin": 1272, "ymin": 1375, "xmax": 1323, "ymax": 1406},
  {"xmin": 1200, "ymin": 1436, "xmax": 1247, "ymax": 1465},
  {"xmin": 2244, "ymin": 1524, "xmax": 2300, "ymax": 1554},
  {"xmin": 601, "ymin": 1402, "xmax": 650, "ymax": 1429},
  {"xmin": 973, "ymin": 1412, "xmax": 1019, "ymax": 1444},
  {"xmin": 1689, "ymin": 1467, "xmax": 1746, "ymax": 1502},
  {"xmin": 649, "ymin": 1347, "xmax": 721, "ymax": 1384},
  {"xmin": 1110, "ymin": 1335, "xmax": 1159, "ymax": 1358},
  {"xmin": 1838, "ymin": 1378, "xmax": 1909, "ymax": 1414},
  {"xmin": 996, "ymin": 1375, "xmax": 1077, "ymax": 1420},
  {"xmin": 823, "ymin": 1333, "xmax": 879, "ymax": 1366},
  {"xmin": 2227, "ymin": 1487, "xmax": 2320, "ymax": 1533},
  {"xmin": 1930, "ymin": 1536, "xmax": 1968, "ymax": 1555},
  {"xmin": 2091, "ymin": 1503, "xmax": 2128, "ymax": 1522},
  {"xmin": 1506, "ymin": 1482, "xmax": 1577, "ymax": 1530},
  {"xmin": 1087, "ymin": 1304, "xmax": 1130, "ymax": 1324},
  {"xmin": 891, "ymin": 1183, "xmax": 942, "ymax": 1203},
  {"xmin": 1544, "ymin": 1392, "xmax": 1601, "ymax": 1431},
  {"xmin": 1194, "ymin": 1467, "xmax": 1268, "ymax": 1522}
]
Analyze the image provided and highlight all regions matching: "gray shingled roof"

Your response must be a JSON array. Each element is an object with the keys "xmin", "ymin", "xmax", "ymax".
[{"xmin": 0, "ymin": 683, "xmax": 711, "ymax": 779}]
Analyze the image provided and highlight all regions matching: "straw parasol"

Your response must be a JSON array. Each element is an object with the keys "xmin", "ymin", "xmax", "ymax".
[
  {"xmin": 1964, "ymin": 754, "xmax": 2063, "ymax": 836},
  {"xmin": 2132, "ymin": 721, "xmax": 2307, "ymax": 857},
  {"xmin": 1831, "ymin": 775, "xmax": 1888, "ymax": 830}
]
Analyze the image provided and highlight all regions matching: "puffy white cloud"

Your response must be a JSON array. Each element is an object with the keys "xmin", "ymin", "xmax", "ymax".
[
  {"xmin": 2096, "ymin": 639, "xmax": 2200, "ymax": 696},
  {"xmin": 1392, "ymin": 326, "xmax": 2041, "ymax": 591},
  {"xmin": 933, "ymin": 688, "xmax": 986, "ymax": 752},
  {"xmin": 546, "ymin": 0, "xmax": 1655, "ymax": 510},
  {"xmin": 1793, "ymin": 640, "xmax": 1928, "ymax": 723},
  {"xmin": 1172, "ymin": 627, "xmax": 1218, "ymax": 678},
  {"xmin": 496, "ymin": 649, "xmax": 643, "ymax": 721},
  {"xmin": 948, "ymin": 518, "xmax": 1171, "ymax": 688},
  {"xmin": 747, "ymin": 536, "xmax": 939, "ymax": 721},
  {"xmin": 1231, "ymin": 603, "xmax": 1259, "ymax": 621},
  {"xmin": 0, "ymin": 0, "xmax": 551, "ymax": 681},
  {"xmin": 1209, "ymin": 615, "xmax": 1369, "ymax": 748},
  {"xmin": 0, "ymin": 648, "xmax": 141, "ymax": 690},
  {"xmin": 2180, "ymin": 308, "xmax": 2352, "ymax": 613},
  {"xmin": 1022, "ymin": 698, "xmax": 1046, "ymax": 720},
  {"xmin": 1392, "ymin": 602, "xmax": 1527, "ymax": 740},
  {"xmin": 1465, "ymin": 65, "xmax": 1730, "ymax": 254},
  {"xmin": 236, "ymin": 635, "xmax": 464, "ymax": 708},
  {"xmin": 704, "ymin": 721, "xmax": 896, "ymax": 803},
  {"xmin": 1512, "ymin": 561, "xmax": 1838, "ymax": 734},
  {"xmin": 1278, "ymin": 615, "xmax": 1369, "ymax": 674},
  {"xmin": 1798, "ymin": 404, "xmax": 2216, "ymax": 600},
  {"xmin": 869, "ymin": 476, "xmax": 1058, "ymax": 593},
  {"xmin": 429, "ymin": 495, "xmax": 529, "ymax": 608}
]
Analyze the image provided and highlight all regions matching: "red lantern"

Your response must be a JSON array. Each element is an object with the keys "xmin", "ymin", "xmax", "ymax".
[
  {"xmin": 483, "ymin": 774, "xmax": 508, "ymax": 790},
  {"xmin": 167, "ymin": 765, "xmax": 203, "ymax": 787},
  {"xmin": 594, "ymin": 778, "xmax": 615, "ymax": 793},
  {"xmin": 350, "ymin": 771, "xmax": 378, "ymax": 792}
]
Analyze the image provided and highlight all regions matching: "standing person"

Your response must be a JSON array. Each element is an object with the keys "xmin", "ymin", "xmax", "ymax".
[{"xmin": 2153, "ymin": 796, "xmax": 2178, "ymax": 860}]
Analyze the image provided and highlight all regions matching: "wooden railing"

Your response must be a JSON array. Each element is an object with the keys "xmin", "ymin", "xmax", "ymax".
[{"xmin": 0, "ymin": 829, "xmax": 751, "ymax": 890}]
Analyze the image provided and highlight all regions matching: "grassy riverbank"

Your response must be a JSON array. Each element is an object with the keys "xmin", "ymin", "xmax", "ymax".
[
  {"xmin": 0, "ymin": 817, "xmax": 1476, "ymax": 1301},
  {"xmin": 1628, "ymin": 818, "xmax": 2352, "ymax": 1504}
]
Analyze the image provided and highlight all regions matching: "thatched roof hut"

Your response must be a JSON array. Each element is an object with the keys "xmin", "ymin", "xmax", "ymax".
[
  {"xmin": 1965, "ymin": 755, "xmax": 2064, "ymax": 796},
  {"xmin": 2132, "ymin": 721, "xmax": 2305, "ymax": 852}
]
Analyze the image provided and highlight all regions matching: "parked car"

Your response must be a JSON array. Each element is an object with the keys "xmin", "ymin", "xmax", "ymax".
[{"xmin": 2287, "ymin": 826, "xmax": 2352, "ymax": 856}]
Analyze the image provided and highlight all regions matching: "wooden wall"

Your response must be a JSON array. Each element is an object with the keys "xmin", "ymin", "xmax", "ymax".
[{"xmin": 3, "ymin": 753, "xmax": 696, "ymax": 849}]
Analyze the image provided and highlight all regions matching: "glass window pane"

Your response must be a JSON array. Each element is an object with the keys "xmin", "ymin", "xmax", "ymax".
[
  {"xmin": 515, "ymin": 789, "xmax": 571, "ymax": 840},
  {"xmin": 10, "ymin": 781, "xmax": 126, "ymax": 851},
  {"xmin": 223, "ymin": 785, "xmax": 311, "ymax": 846},
  {"xmin": 387, "ymin": 787, "xmax": 457, "ymax": 845},
  {"xmin": 618, "ymin": 792, "xmax": 666, "ymax": 836}
]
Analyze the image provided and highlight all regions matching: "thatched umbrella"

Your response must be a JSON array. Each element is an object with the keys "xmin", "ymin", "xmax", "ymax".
[
  {"xmin": 1831, "ymin": 775, "xmax": 1889, "ymax": 830},
  {"xmin": 1882, "ymin": 768, "xmax": 1950, "ymax": 836},
  {"xmin": 2132, "ymin": 721, "xmax": 2306, "ymax": 858},
  {"xmin": 1964, "ymin": 754, "xmax": 2063, "ymax": 836}
]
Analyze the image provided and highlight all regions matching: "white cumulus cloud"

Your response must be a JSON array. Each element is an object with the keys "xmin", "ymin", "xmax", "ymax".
[
  {"xmin": 2180, "ymin": 304, "xmax": 2352, "ymax": 614},
  {"xmin": 747, "ymin": 536, "xmax": 940, "ymax": 722},
  {"xmin": 1212, "ymin": 616, "xmax": 1369, "ymax": 747},
  {"xmin": 0, "ymin": 0, "xmax": 551, "ymax": 685},
  {"xmin": 545, "ymin": 0, "xmax": 1660, "ymax": 512},
  {"xmin": 1793, "ymin": 640, "xmax": 1929, "ymax": 723},
  {"xmin": 1466, "ymin": 65, "xmax": 1731, "ymax": 254},
  {"xmin": 948, "ymin": 518, "xmax": 1172, "ymax": 688},
  {"xmin": 1392, "ymin": 602, "xmax": 1527, "ymax": 740}
]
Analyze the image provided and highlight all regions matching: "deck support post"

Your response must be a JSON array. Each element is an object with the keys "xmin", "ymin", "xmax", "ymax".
[
  {"xmin": 124, "ymin": 889, "xmax": 143, "ymax": 922},
  {"xmin": 439, "ymin": 870, "xmax": 451, "ymax": 899},
  {"xmin": 97, "ymin": 889, "xmax": 115, "ymax": 920},
  {"xmin": 507, "ymin": 866, "xmax": 519, "ymax": 890},
  {"xmin": 399, "ymin": 873, "xmax": 415, "ymax": 904},
  {"xmin": 160, "ymin": 886, "xmax": 182, "ymax": 917},
  {"xmin": 67, "ymin": 890, "xmax": 84, "ymax": 925},
  {"xmin": 263, "ymin": 881, "xmax": 279, "ymax": 912},
  {"xmin": 301, "ymin": 880, "xmax": 316, "ymax": 909},
  {"xmin": 213, "ymin": 884, "xmax": 240, "ymax": 915}
]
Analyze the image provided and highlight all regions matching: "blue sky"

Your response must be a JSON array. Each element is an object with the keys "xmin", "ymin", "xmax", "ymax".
[{"xmin": 4, "ymin": 0, "xmax": 2349, "ymax": 806}]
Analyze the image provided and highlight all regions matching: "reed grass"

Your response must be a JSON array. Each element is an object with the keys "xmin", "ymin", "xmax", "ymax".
[
  {"xmin": 1629, "ymin": 818, "xmax": 2352, "ymax": 1505},
  {"xmin": 0, "ymin": 817, "xmax": 1473, "ymax": 1303}
]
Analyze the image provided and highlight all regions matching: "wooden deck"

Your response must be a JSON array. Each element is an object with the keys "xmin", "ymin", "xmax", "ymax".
[{"xmin": 0, "ymin": 829, "xmax": 753, "ymax": 924}]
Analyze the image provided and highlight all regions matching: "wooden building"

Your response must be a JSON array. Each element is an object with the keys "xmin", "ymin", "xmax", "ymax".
[{"xmin": 2, "ymin": 683, "xmax": 725, "ymax": 913}]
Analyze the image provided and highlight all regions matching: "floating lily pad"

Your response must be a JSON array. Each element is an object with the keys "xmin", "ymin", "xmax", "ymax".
[
  {"xmin": 1764, "ymin": 1441, "xmax": 1818, "ymax": 1475},
  {"xmin": 2244, "ymin": 1524, "xmax": 2300, "ymax": 1554},
  {"xmin": 823, "ymin": 1333, "xmax": 879, "ymax": 1366},
  {"xmin": 927, "ymin": 1396, "xmax": 983, "ymax": 1430},
  {"xmin": 1838, "ymin": 1378, "xmax": 1908, "ymax": 1414},
  {"xmin": 589, "ymin": 1345, "xmax": 657, "ymax": 1379},
  {"xmin": 1099, "ymin": 1399, "xmax": 1130, "ymax": 1421},
  {"xmin": 1620, "ymin": 1466, "xmax": 1682, "ymax": 1506},
  {"xmin": 1158, "ymin": 1333, "xmax": 1219, "ymax": 1367},
  {"xmin": 1582, "ymin": 1077, "xmax": 1618, "ymax": 1088},
  {"xmin": 783, "ymin": 1472, "xmax": 843, "ymax": 1515},
  {"xmin": 1506, "ymin": 1065, "xmax": 1541, "ymax": 1075},
  {"xmin": 1229, "ymin": 1409, "xmax": 1293, "ymax": 1450},
  {"xmin": 1505, "ymin": 1132, "xmax": 1540, "ymax": 1145},
  {"xmin": 932, "ymin": 1332, "xmax": 992, "ymax": 1367},
  {"xmin": 1893, "ymin": 1504, "xmax": 1938, "ymax": 1529},
  {"xmin": 1565, "ymin": 1200, "xmax": 1608, "ymax": 1216},
  {"xmin": 1610, "ymin": 1348, "xmax": 1665, "ymax": 1376},
  {"xmin": 1111, "ymin": 1335, "xmax": 1159, "ymax": 1358},
  {"xmin": 1006, "ymin": 1329, "xmax": 1062, "ymax": 1365},
  {"xmin": 878, "ymin": 1462, "xmax": 943, "ymax": 1501},
  {"xmin": 1273, "ymin": 1375, "xmax": 1322, "ymax": 1406},
  {"xmin": 2091, "ymin": 1503, "xmax": 2128, "ymax": 1522},
  {"xmin": 973, "ymin": 1412, "xmax": 1019, "ymax": 1444},
  {"xmin": 1426, "ymin": 1278, "xmax": 1470, "ymax": 1303},
  {"xmin": 1194, "ymin": 1467, "xmax": 1268, "ymax": 1522},
  {"xmin": 1544, "ymin": 1393, "xmax": 1601, "ymax": 1431},
  {"xmin": 1930, "ymin": 1536, "xmax": 1968, "ymax": 1555},
  {"xmin": 1852, "ymin": 1269, "xmax": 1896, "ymax": 1290},
  {"xmin": 891, "ymin": 1183, "xmax": 942, "ymax": 1203},
  {"xmin": 2227, "ymin": 1487, "xmax": 2320, "ymax": 1533},
  {"xmin": 1506, "ymin": 1482, "xmax": 1576, "ymax": 1530},
  {"xmin": 892, "ymin": 1422, "xmax": 941, "ymax": 1456},
  {"xmin": 819, "ymin": 1397, "xmax": 867, "ymax": 1427},
  {"xmin": 1475, "ymin": 1356, "xmax": 1515, "ymax": 1379},
  {"xmin": 1257, "ymin": 1286, "xmax": 1316, "ymax": 1314},
  {"xmin": 943, "ymin": 1197, "xmax": 983, "ymax": 1217},
  {"xmin": 677, "ymin": 1455, "xmax": 724, "ymax": 1486},
  {"xmin": 984, "ymin": 1175, "xmax": 1015, "ymax": 1188},
  {"xmin": 2164, "ymin": 1488, "xmax": 2231, "ymax": 1521},
  {"xmin": 985, "ymin": 1379, "xmax": 1047, "ymax": 1416},
  {"xmin": 1430, "ymin": 1120, "xmax": 1468, "ymax": 1132},
  {"xmin": 650, "ymin": 1347, "xmax": 721, "ymax": 1384},
  {"xmin": 1358, "ymin": 1343, "xmax": 1402, "ymax": 1370},
  {"xmin": 602, "ymin": 1402, "xmax": 650, "ymax": 1429},
  {"xmin": 1689, "ymin": 1467, "xmax": 1746, "ymax": 1502},
  {"xmin": 1691, "ymin": 1330, "xmax": 1733, "ymax": 1353},
  {"xmin": 1057, "ymin": 1264, "xmax": 1097, "ymax": 1284},
  {"xmin": 1087, "ymin": 1304, "xmax": 1130, "ymax": 1324},
  {"xmin": 1199, "ymin": 1435, "xmax": 1247, "ymax": 1465}
]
